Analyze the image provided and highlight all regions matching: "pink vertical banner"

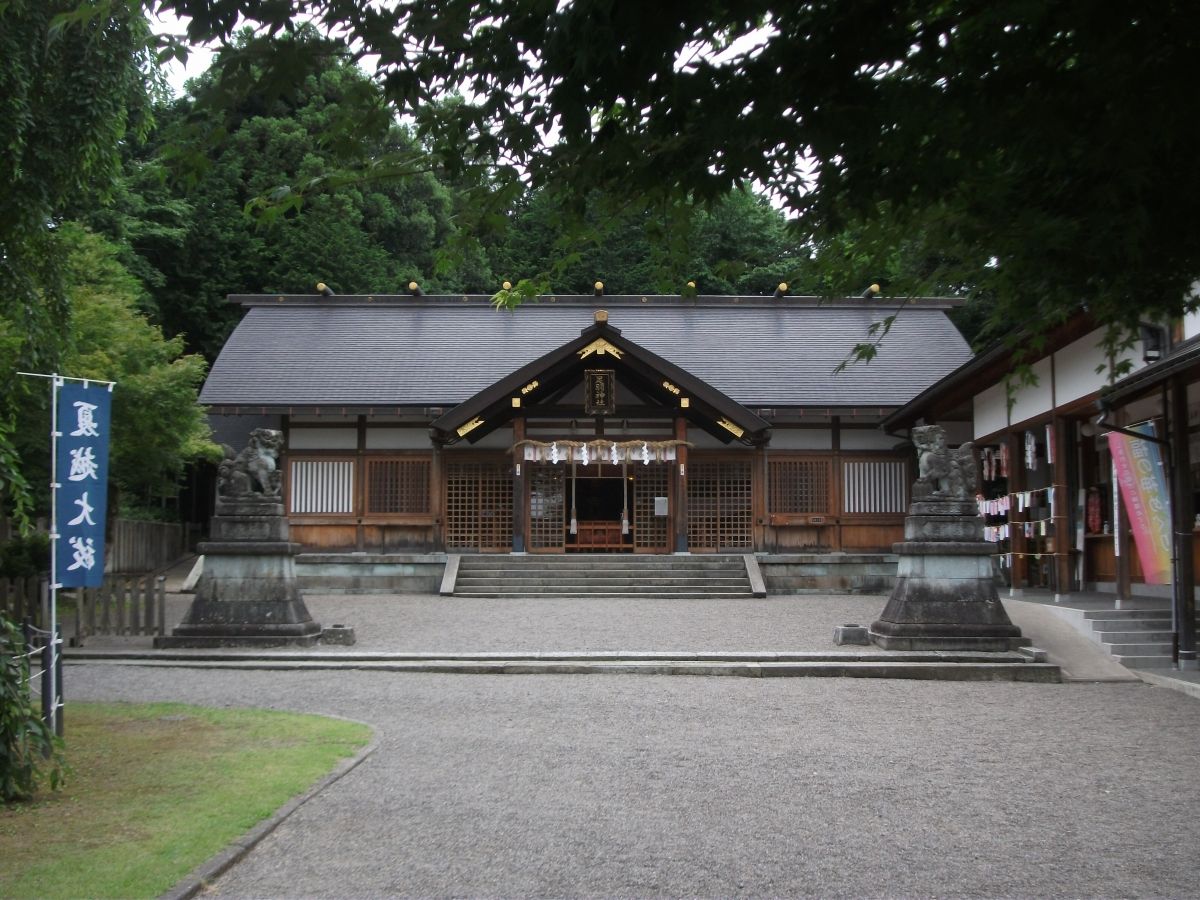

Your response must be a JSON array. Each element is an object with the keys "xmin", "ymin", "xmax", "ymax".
[{"xmin": 1107, "ymin": 424, "xmax": 1172, "ymax": 584}]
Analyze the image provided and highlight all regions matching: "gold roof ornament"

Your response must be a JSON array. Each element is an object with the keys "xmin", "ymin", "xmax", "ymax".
[
  {"xmin": 594, "ymin": 309, "xmax": 608, "ymax": 323},
  {"xmin": 717, "ymin": 418, "xmax": 745, "ymax": 438},
  {"xmin": 455, "ymin": 417, "xmax": 485, "ymax": 437},
  {"xmin": 578, "ymin": 337, "xmax": 623, "ymax": 360}
]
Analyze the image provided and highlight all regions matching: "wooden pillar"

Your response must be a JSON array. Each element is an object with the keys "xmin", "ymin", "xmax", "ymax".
[
  {"xmin": 512, "ymin": 416, "xmax": 527, "ymax": 553},
  {"xmin": 1052, "ymin": 416, "xmax": 1073, "ymax": 597},
  {"xmin": 1006, "ymin": 432, "xmax": 1027, "ymax": 594},
  {"xmin": 674, "ymin": 416, "xmax": 689, "ymax": 553},
  {"xmin": 1170, "ymin": 374, "xmax": 1196, "ymax": 667},
  {"xmin": 831, "ymin": 415, "xmax": 843, "ymax": 552},
  {"xmin": 356, "ymin": 414, "xmax": 367, "ymax": 551},
  {"xmin": 431, "ymin": 442, "xmax": 444, "ymax": 552}
]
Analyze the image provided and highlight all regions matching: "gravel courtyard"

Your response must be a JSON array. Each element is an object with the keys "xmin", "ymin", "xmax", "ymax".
[{"xmin": 68, "ymin": 662, "xmax": 1200, "ymax": 898}]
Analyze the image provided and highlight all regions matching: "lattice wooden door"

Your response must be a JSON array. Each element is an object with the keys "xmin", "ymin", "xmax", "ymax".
[
  {"xmin": 529, "ymin": 464, "xmax": 565, "ymax": 551},
  {"xmin": 445, "ymin": 461, "xmax": 513, "ymax": 551},
  {"xmin": 632, "ymin": 464, "xmax": 669, "ymax": 552},
  {"xmin": 688, "ymin": 460, "xmax": 753, "ymax": 551}
]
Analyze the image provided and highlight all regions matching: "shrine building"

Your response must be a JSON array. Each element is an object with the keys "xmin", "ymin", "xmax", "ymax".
[{"xmin": 200, "ymin": 290, "xmax": 972, "ymax": 558}]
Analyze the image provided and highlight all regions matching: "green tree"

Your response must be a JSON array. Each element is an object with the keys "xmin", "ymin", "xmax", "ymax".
[
  {"xmin": 127, "ymin": 30, "xmax": 493, "ymax": 359},
  {"xmin": 157, "ymin": 0, "xmax": 1199, "ymax": 352},
  {"xmin": 491, "ymin": 185, "xmax": 803, "ymax": 296},
  {"xmin": 0, "ymin": 0, "xmax": 159, "ymax": 527},
  {"xmin": 12, "ymin": 224, "xmax": 220, "ymax": 518}
]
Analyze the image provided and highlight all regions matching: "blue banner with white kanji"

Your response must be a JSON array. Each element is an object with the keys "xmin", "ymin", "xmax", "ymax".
[{"xmin": 54, "ymin": 383, "xmax": 112, "ymax": 588}]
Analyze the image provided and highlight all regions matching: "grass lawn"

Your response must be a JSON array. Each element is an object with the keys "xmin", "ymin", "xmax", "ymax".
[{"xmin": 0, "ymin": 702, "xmax": 372, "ymax": 899}]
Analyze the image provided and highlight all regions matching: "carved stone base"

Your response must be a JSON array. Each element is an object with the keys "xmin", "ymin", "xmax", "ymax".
[
  {"xmin": 156, "ymin": 503, "xmax": 321, "ymax": 649},
  {"xmin": 870, "ymin": 506, "xmax": 1026, "ymax": 651}
]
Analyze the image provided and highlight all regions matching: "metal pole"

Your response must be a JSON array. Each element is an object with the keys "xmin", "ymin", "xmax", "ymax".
[
  {"xmin": 47, "ymin": 374, "xmax": 59, "ymax": 736},
  {"xmin": 54, "ymin": 623, "xmax": 63, "ymax": 738}
]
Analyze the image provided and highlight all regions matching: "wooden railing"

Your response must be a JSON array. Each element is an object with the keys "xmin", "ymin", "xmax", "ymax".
[
  {"xmin": 71, "ymin": 575, "xmax": 166, "ymax": 643},
  {"xmin": 0, "ymin": 575, "xmax": 166, "ymax": 643}
]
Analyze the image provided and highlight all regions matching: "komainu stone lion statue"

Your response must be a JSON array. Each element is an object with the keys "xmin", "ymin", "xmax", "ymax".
[
  {"xmin": 912, "ymin": 425, "xmax": 977, "ymax": 500},
  {"xmin": 218, "ymin": 428, "xmax": 284, "ymax": 497}
]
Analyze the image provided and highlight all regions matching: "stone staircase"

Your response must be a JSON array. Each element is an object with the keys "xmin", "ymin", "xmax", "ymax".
[
  {"xmin": 448, "ymin": 553, "xmax": 761, "ymax": 599},
  {"xmin": 1081, "ymin": 606, "xmax": 1195, "ymax": 669}
]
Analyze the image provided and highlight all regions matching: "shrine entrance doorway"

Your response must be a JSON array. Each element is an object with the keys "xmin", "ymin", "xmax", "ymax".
[{"xmin": 527, "ymin": 462, "xmax": 672, "ymax": 553}]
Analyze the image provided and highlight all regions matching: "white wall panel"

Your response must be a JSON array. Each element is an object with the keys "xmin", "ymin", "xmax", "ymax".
[
  {"xmin": 365, "ymin": 428, "xmax": 432, "ymax": 449},
  {"xmin": 1009, "ymin": 357, "xmax": 1054, "ymax": 426},
  {"xmin": 973, "ymin": 382, "xmax": 1009, "ymax": 440},
  {"xmin": 767, "ymin": 428, "xmax": 834, "ymax": 450},
  {"xmin": 1053, "ymin": 329, "xmax": 1140, "ymax": 406},
  {"xmin": 288, "ymin": 427, "xmax": 357, "ymax": 450},
  {"xmin": 840, "ymin": 429, "xmax": 904, "ymax": 451}
]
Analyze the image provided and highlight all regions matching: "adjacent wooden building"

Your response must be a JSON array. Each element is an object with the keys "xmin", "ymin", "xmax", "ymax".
[{"xmin": 201, "ymin": 292, "xmax": 973, "ymax": 555}]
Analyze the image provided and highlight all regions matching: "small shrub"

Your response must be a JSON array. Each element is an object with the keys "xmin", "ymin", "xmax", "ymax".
[
  {"xmin": 0, "ymin": 616, "xmax": 64, "ymax": 802},
  {"xmin": 0, "ymin": 532, "xmax": 50, "ymax": 579}
]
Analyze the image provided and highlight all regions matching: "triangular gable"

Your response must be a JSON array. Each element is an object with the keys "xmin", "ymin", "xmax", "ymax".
[{"xmin": 429, "ymin": 313, "xmax": 771, "ymax": 445}]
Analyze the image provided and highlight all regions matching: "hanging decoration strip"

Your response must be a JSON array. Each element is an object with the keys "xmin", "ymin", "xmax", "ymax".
[
  {"xmin": 515, "ymin": 439, "xmax": 691, "ymax": 465},
  {"xmin": 993, "ymin": 551, "xmax": 1070, "ymax": 567},
  {"xmin": 976, "ymin": 485, "xmax": 1064, "ymax": 518}
]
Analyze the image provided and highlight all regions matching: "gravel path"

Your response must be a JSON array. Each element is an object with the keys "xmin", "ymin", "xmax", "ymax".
[
  {"xmin": 82, "ymin": 592, "xmax": 892, "ymax": 654},
  {"xmin": 68, "ymin": 665, "xmax": 1200, "ymax": 898}
]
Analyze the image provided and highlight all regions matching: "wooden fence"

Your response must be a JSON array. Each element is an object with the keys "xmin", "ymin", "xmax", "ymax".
[
  {"xmin": 0, "ymin": 576, "xmax": 46, "ymax": 627},
  {"xmin": 107, "ymin": 519, "xmax": 193, "ymax": 573},
  {"xmin": 1, "ymin": 574, "xmax": 166, "ymax": 643},
  {"xmin": 71, "ymin": 575, "xmax": 167, "ymax": 643}
]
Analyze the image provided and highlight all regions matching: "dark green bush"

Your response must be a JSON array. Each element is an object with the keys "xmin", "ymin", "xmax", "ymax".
[{"xmin": 0, "ymin": 616, "xmax": 64, "ymax": 802}]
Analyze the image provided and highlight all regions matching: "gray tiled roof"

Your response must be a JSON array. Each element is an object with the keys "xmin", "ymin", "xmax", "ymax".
[{"xmin": 199, "ymin": 296, "xmax": 972, "ymax": 408}]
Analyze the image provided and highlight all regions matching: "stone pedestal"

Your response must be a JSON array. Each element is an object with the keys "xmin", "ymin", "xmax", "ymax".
[
  {"xmin": 869, "ymin": 499, "xmax": 1025, "ymax": 651},
  {"xmin": 156, "ymin": 498, "xmax": 321, "ymax": 648}
]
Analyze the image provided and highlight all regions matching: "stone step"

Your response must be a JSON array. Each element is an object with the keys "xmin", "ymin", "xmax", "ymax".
[
  {"xmin": 1102, "ymin": 640, "xmax": 1175, "ymax": 656},
  {"xmin": 1096, "ymin": 630, "xmax": 1177, "ymax": 643},
  {"xmin": 1111, "ymin": 654, "xmax": 1177, "ymax": 669},
  {"xmin": 1082, "ymin": 608, "xmax": 1171, "ymax": 620},
  {"xmin": 452, "ymin": 591, "xmax": 757, "ymax": 600},
  {"xmin": 453, "ymin": 564, "xmax": 744, "ymax": 571},
  {"xmin": 1086, "ymin": 617, "xmax": 1172, "ymax": 631},
  {"xmin": 454, "ymin": 576, "xmax": 750, "ymax": 587},
  {"xmin": 63, "ymin": 650, "xmax": 1061, "ymax": 682}
]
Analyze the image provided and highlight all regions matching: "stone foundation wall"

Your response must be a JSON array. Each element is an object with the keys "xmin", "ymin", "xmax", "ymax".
[
  {"xmin": 296, "ymin": 553, "xmax": 447, "ymax": 593},
  {"xmin": 759, "ymin": 554, "xmax": 898, "ymax": 595}
]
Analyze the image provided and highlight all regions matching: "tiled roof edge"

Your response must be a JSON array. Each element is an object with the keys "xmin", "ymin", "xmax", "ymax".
[{"xmin": 229, "ymin": 293, "xmax": 966, "ymax": 310}]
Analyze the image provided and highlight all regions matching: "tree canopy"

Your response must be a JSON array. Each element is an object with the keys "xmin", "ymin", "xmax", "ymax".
[{"xmin": 155, "ymin": 0, "xmax": 1199, "ymax": 348}]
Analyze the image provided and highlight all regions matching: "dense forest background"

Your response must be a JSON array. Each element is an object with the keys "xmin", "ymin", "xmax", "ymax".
[{"xmin": 0, "ymin": 24, "xmax": 971, "ymax": 527}]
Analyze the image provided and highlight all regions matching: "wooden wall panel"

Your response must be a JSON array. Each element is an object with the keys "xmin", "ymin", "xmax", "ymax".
[
  {"xmin": 291, "ymin": 524, "xmax": 359, "ymax": 550},
  {"xmin": 840, "ymin": 523, "xmax": 903, "ymax": 553}
]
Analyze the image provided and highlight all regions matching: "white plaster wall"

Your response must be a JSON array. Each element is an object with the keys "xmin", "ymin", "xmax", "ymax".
[
  {"xmin": 973, "ymin": 382, "xmax": 1009, "ymax": 440},
  {"xmin": 1183, "ymin": 284, "xmax": 1200, "ymax": 339},
  {"xmin": 289, "ymin": 415, "xmax": 357, "ymax": 424},
  {"xmin": 766, "ymin": 428, "xmax": 834, "ymax": 450},
  {"xmin": 1053, "ymin": 329, "xmax": 1141, "ymax": 406},
  {"xmin": 365, "ymin": 428, "xmax": 432, "ymax": 450},
  {"xmin": 1008, "ymin": 356, "xmax": 1053, "ymax": 426},
  {"xmin": 288, "ymin": 427, "xmax": 357, "ymax": 450}
]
